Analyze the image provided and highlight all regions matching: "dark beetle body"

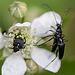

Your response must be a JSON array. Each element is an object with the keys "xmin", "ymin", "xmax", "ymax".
[
  {"xmin": 58, "ymin": 42, "xmax": 65, "ymax": 59},
  {"xmin": 35, "ymin": 8, "xmax": 70, "ymax": 60},
  {"xmin": 35, "ymin": 6, "xmax": 70, "ymax": 68},
  {"xmin": 13, "ymin": 35, "xmax": 26, "ymax": 52},
  {"xmin": 35, "ymin": 24, "xmax": 65, "ymax": 59},
  {"xmin": 51, "ymin": 24, "xmax": 65, "ymax": 59},
  {"xmin": 35, "ymin": 23, "xmax": 65, "ymax": 59},
  {"xmin": 51, "ymin": 37, "xmax": 57, "ymax": 52}
]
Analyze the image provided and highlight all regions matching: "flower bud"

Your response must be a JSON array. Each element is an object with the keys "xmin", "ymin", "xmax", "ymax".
[
  {"xmin": 8, "ymin": 1, "xmax": 27, "ymax": 19},
  {"xmin": 26, "ymin": 60, "xmax": 39, "ymax": 74}
]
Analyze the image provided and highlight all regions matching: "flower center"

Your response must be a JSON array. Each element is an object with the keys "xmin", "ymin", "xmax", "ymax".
[{"xmin": 4, "ymin": 26, "xmax": 37, "ymax": 58}]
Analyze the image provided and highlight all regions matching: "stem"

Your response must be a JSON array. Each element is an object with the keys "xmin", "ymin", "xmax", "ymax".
[{"xmin": 17, "ymin": 17, "xmax": 25, "ymax": 23}]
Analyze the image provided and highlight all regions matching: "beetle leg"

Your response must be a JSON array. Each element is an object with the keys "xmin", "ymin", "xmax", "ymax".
[
  {"xmin": 62, "ymin": 34, "xmax": 65, "ymax": 38},
  {"xmin": 51, "ymin": 26, "xmax": 56, "ymax": 30},
  {"xmin": 45, "ymin": 30, "xmax": 55, "ymax": 34},
  {"xmin": 34, "ymin": 37, "xmax": 54, "ymax": 46},
  {"xmin": 35, "ymin": 35, "xmax": 53, "ymax": 45},
  {"xmin": 63, "ymin": 39, "xmax": 68, "ymax": 42},
  {"xmin": 43, "ymin": 49, "xmax": 59, "ymax": 70}
]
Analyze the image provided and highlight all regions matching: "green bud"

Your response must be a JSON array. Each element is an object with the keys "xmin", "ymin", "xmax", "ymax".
[
  {"xmin": 8, "ymin": 1, "xmax": 28, "ymax": 19},
  {"xmin": 26, "ymin": 60, "xmax": 39, "ymax": 74}
]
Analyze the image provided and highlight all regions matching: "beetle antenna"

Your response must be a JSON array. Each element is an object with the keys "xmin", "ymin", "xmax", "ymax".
[
  {"xmin": 44, "ymin": 56, "xmax": 57, "ymax": 69},
  {"xmin": 61, "ymin": 8, "xmax": 71, "ymax": 24},
  {"xmin": 42, "ymin": 49, "xmax": 58, "ymax": 70},
  {"xmin": 42, "ymin": 4, "xmax": 58, "ymax": 24}
]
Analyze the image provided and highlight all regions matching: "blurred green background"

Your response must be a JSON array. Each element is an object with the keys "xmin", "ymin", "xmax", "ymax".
[{"xmin": 0, "ymin": 0, "xmax": 75, "ymax": 75}]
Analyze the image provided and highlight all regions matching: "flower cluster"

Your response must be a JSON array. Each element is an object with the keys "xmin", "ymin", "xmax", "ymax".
[
  {"xmin": 4, "ymin": 22, "xmax": 35, "ymax": 58},
  {"xmin": 0, "ymin": 1, "xmax": 62, "ymax": 75}
]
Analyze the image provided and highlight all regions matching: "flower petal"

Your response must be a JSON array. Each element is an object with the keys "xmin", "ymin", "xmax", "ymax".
[
  {"xmin": 9, "ymin": 22, "xmax": 31, "ymax": 32},
  {"xmin": 2, "ymin": 51, "xmax": 27, "ymax": 75},
  {"xmin": 31, "ymin": 47, "xmax": 61, "ymax": 73},
  {"xmin": 3, "ymin": 49, "xmax": 10, "ymax": 57},
  {"xmin": 0, "ymin": 31, "xmax": 6, "ymax": 49},
  {"xmin": 31, "ymin": 11, "xmax": 61, "ymax": 37}
]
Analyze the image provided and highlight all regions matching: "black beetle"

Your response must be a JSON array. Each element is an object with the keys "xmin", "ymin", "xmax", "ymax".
[
  {"xmin": 35, "ymin": 5, "xmax": 70, "ymax": 62},
  {"xmin": 10, "ymin": 34, "xmax": 26, "ymax": 52}
]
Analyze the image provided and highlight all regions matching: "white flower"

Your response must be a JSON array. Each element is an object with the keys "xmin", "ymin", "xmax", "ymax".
[
  {"xmin": 31, "ymin": 11, "xmax": 61, "ymax": 37},
  {"xmin": 2, "ymin": 51, "xmax": 27, "ymax": 75},
  {"xmin": 31, "ymin": 47, "xmax": 61, "ymax": 73},
  {"xmin": 0, "ymin": 11, "xmax": 61, "ymax": 75},
  {"xmin": 1, "ymin": 22, "xmax": 38, "ymax": 75},
  {"xmin": 0, "ymin": 31, "xmax": 6, "ymax": 49}
]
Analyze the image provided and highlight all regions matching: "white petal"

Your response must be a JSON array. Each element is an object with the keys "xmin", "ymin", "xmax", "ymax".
[
  {"xmin": 9, "ymin": 22, "xmax": 31, "ymax": 32},
  {"xmin": 0, "ymin": 31, "xmax": 6, "ymax": 49},
  {"xmin": 31, "ymin": 47, "xmax": 61, "ymax": 73},
  {"xmin": 3, "ymin": 49, "xmax": 10, "ymax": 57},
  {"xmin": 31, "ymin": 11, "xmax": 61, "ymax": 37},
  {"xmin": 2, "ymin": 51, "xmax": 27, "ymax": 75},
  {"xmin": 0, "ymin": 31, "xmax": 2, "ymax": 39}
]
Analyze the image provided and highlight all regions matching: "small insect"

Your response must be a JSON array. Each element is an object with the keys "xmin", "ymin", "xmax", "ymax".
[
  {"xmin": 10, "ymin": 34, "xmax": 26, "ymax": 52},
  {"xmin": 35, "ymin": 4, "xmax": 70, "ymax": 66}
]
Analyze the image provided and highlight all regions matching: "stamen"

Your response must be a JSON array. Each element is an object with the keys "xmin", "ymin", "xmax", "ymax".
[{"xmin": 5, "ymin": 26, "xmax": 38, "ymax": 58}]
